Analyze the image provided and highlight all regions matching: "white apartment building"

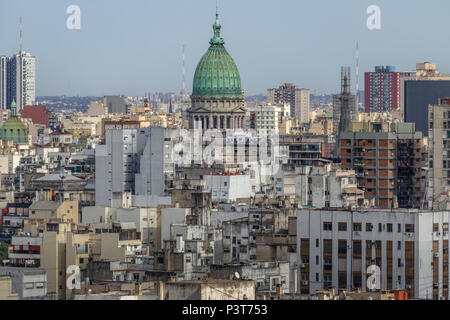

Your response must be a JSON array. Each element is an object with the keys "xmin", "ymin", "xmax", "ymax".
[
  {"xmin": 204, "ymin": 173, "xmax": 252, "ymax": 203},
  {"xmin": 297, "ymin": 209, "xmax": 450, "ymax": 300},
  {"xmin": 295, "ymin": 165, "xmax": 364, "ymax": 209},
  {"xmin": 8, "ymin": 51, "xmax": 36, "ymax": 110},
  {"xmin": 0, "ymin": 154, "xmax": 21, "ymax": 174},
  {"xmin": 168, "ymin": 224, "xmax": 223, "ymax": 280},
  {"xmin": 246, "ymin": 104, "xmax": 290, "ymax": 133},
  {"xmin": 95, "ymin": 126, "xmax": 164, "ymax": 207},
  {"xmin": 0, "ymin": 267, "xmax": 47, "ymax": 300}
]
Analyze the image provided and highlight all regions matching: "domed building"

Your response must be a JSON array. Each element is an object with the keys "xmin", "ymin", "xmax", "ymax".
[
  {"xmin": 1, "ymin": 100, "xmax": 29, "ymax": 145},
  {"xmin": 187, "ymin": 6, "xmax": 246, "ymax": 130}
]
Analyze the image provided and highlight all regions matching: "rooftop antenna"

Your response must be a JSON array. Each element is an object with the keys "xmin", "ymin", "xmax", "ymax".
[
  {"xmin": 356, "ymin": 40, "xmax": 359, "ymax": 101},
  {"xmin": 19, "ymin": 16, "xmax": 23, "ymax": 52},
  {"xmin": 181, "ymin": 45, "xmax": 186, "ymax": 97}
]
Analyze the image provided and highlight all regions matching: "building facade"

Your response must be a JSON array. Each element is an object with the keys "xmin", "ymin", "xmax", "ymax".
[
  {"xmin": 5, "ymin": 51, "xmax": 36, "ymax": 111},
  {"xmin": 428, "ymin": 98, "xmax": 450, "ymax": 209},
  {"xmin": 297, "ymin": 209, "xmax": 450, "ymax": 300},
  {"xmin": 95, "ymin": 126, "xmax": 165, "ymax": 207},
  {"xmin": 339, "ymin": 123, "xmax": 424, "ymax": 209},
  {"xmin": 364, "ymin": 66, "xmax": 402, "ymax": 113},
  {"xmin": 268, "ymin": 83, "xmax": 310, "ymax": 123}
]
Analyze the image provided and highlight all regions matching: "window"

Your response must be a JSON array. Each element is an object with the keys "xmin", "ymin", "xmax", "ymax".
[
  {"xmin": 378, "ymin": 223, "xmax": 383, "ymax": 232},
  {"xmin": 433, "ymin": 224, "xmax": 439, "ymax": 232},
  {"xmin": 398, "ymin": 241, "xmax": 401, "ymax": 250},
  {"xmin": 353, "ymin": 223, "xmax": 362, "ymax": 232},
  {"xmin": 398, "ymin": 224, "xmax": 402, "ymax": 233},
  {"xmin": 316, "ymin": 256, "xmax": 319, "ymax": 265},
  {"xmin": 338, "ymin": 222, "xmax": 347, "ymax": 231},
  {"xmin": 316, "ymin": 239, "xmax": 319, "ymax": 248},
  {"xmin": 366, "ymin": 223, "xmax": 373, "ymax": 232},
  {"xmin": 405, "ymin": 224, "xmax": 414, "ymax": 233},
  {"xmin": 24, "ymin": 283, "xmax": 34, "ymax": 289},
  {"xmin": 387, "ymin": 223, "xmax": 393, "ymax": 232},
  {"xmin": 323, "ymin": 222, "xmax": 332, "ymax": 231},
  {"xmin": 353, "ymin": 241, "xmax": 362, "ymax": 255},
  {"xmin": 338, "ymin": 240, "xmax": 347, "ymax": 254}
]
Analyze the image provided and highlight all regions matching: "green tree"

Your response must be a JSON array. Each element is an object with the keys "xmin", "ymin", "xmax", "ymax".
[{"xmin": 0, "ymin": 243, "xmax": 9, "ymax": 263}]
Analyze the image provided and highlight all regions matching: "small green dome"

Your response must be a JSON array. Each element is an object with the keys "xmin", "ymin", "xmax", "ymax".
[
  {"xmin": 192, "ymin": 11, "xmax": 242, "ymax": 100},
  {"xmin": 1, "ymin": 101, "xmax": 29, "ymax": 144}
]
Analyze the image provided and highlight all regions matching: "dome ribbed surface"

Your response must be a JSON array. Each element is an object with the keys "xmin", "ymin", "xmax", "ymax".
[{"xmin": 192, "ymin": 11, "xmax": 242, "ymax": 100}]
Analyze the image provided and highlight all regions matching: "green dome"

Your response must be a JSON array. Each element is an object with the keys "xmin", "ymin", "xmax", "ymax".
[
  {"xmin": 1, "ymin": 117, "xmax": 29, "ymax": 145},
  {"xmin": 1, "ymin": 101, "xmax": 29, "ymax": 145},
  {"xmin": 192, "ymin": 11, "xmax": 242, "ymax": 100}
]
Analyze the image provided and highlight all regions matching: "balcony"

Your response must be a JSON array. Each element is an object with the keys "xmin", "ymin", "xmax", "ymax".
[{"xmin": 9, "ymin": 253, "xmax": 40, "ymax": 260}]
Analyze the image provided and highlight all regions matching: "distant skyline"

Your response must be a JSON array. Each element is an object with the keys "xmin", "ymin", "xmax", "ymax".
[{"xmin": 1, "ymin": 0, "xmax": 450, "ymax": 97}]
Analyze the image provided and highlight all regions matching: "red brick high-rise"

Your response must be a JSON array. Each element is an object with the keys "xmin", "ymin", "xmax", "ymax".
[{"xmin": 364, "ymin": 66, "xmax": 402, "ymax": 113}]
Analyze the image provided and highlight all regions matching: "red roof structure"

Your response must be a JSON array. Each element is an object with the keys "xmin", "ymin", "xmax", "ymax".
[{"xmin": 20, "ymin": 105, "xmax": 50, "ymax": 128}]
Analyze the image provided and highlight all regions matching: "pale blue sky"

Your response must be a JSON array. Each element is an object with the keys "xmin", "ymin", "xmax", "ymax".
[{"xmin": 1, "ymin": 0, "xmax": 449, "ymax": 96}]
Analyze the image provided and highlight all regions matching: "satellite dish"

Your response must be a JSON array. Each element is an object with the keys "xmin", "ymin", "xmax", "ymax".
[{"xmin": 234, "ymin": 272, "xmax": 240, "ymax": 280}]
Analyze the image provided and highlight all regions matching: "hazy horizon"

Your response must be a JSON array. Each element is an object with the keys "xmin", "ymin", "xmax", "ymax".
[{"xmin": 1, "ymin": 0, "xmax": 449, "ymax": 97}]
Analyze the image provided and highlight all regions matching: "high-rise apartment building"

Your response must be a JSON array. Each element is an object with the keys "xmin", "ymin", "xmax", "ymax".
[
  {"xmin": 95, "ymin": 125, "xmax": 165, "ymax": 207},
  {"xmin": 428, "ymin": 98, "xmax": 450, "ymax": 209},
  {"xmin": 364, "ymin": 66, "xmax": 402, "ymax": 113},
  {"xmin": 399, "ymin": 62, "xmax": 450, "ymax": 136},
  {"xmin": 0, "ymin": 56, "xmax": 8, "ymax": 110},
  {"xmin": 268, "ymin": 83, "xmax": 310, "ymax": 123},
  {"xmin": 339, "ymin": 122, "xmax": 424, "ymax": 209},
  {"xmin": 0, "ymin": 51, "xmax": 36, "ymax": 111},
  {"xmin": 8, "ymin": 51, "xmax": 36, "ymax": 111}
]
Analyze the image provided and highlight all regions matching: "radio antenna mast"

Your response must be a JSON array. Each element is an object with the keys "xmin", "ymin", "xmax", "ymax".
[{"xmin": 19, "ymin": 16, "xmax": 23, "ymax": 52}]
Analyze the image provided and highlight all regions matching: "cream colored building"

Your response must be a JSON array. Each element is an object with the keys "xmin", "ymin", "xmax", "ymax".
[
  {"xmin": 295, "ymin": 88, "xmax": 310, "ymax": 124},
  {"xmin": 0, "ymin": 276, "xmax": 19, "ymax": 300},
  {"xmin": 28, "ymin": 200, "xmax": 79, "ymax": 226},
  {"xmin": 40, "ymin": 223, "xmax": 141, "ymax": 300}
]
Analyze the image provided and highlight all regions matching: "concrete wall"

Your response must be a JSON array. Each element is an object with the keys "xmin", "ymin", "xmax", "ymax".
[
  {"xmin": 161, "ymin": 208, "xmax": 189, "ymax": 249},
  {"xmin": 0, "ymin": 277, "xmax": 18, "ymax": 300}
]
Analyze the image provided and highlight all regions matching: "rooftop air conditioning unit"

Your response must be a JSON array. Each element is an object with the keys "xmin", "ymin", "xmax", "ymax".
[{"xmin": 434, "ymin": 253, "xmax": 440, "ymax": 258}]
